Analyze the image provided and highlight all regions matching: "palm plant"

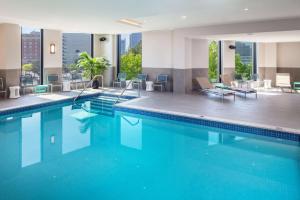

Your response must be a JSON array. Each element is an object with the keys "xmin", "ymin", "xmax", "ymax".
[{"xmin": 76, "ymin": 52, "xmax": 110, "ymax": 80}]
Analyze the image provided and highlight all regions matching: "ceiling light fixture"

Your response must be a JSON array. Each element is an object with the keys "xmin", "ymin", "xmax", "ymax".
[
  {"xmin": 244, "ymin": 8, "xmax": 249, "ymax": 11},
  {"xmin": 181, "ymin": 15, "xmax": 187, "ymax": 20},
  {"xmin": 118, "ymin": 19, "xmax": 142, "ymax": 27}
]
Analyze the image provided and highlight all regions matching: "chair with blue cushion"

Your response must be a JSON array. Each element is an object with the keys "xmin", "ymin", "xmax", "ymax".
[
  {"xmin": 153, "ymin": 74, "xmax": 168, "ymax": 92},
  {"xmin": 113, "ymin": 73, "xmax": 127, "ymax": 88},
  {"xmin": 20, "ymin": 74, "xmax": 37, "ymax": 94},
  {"xmin": 0, "ymin": 77, "xmax": 7, "ymax": 98},
  {"xmin": 132, "ymin": 74, "xmax": 147, "ymax": 90},
  {"xmin": 47, "ymin": 74, "xmax": 63, "ymax": 92}
]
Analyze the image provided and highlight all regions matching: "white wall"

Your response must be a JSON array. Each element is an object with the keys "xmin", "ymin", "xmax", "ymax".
[
  {"xmin": 43, "ymin": 29, "xmax": 62, "ymax": 69},
  {"xmin": 0, "ymin": 23, "xmax": 21, "ymax": 69},
  {"xmin": 222, "ymin": 41, "xmax": 235, "ymax": 69},
  {"xmin": 94, "ymin": 34, "xmax": 117, "ymax": 67},
  {"xmin": 277, "ymin": 42, "xmax": 300, "ymax": 68},
  {"xmin": 191, "ymin": 39, "xmax": 209, "ymax": 69},
  {"xmin": 258, "ymin": 43, "xmax": 277, "ymax": 68},
  {"xmin": 142, "ymin": 30, "xmax": 173, "ymax": 68}
]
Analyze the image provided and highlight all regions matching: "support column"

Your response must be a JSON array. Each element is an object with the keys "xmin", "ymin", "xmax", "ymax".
[
  {"xmin": 93, "ymin": 34, "xmax": 117, "ymax": 87},
  {"xmin": 222, "ymin": 41, "xmax": 236, "ymax": 78},
  {"xmin": 43, "ymin": 29, "xmax": 63, "ymax": 84},
  {"xmin": 257, "ymin": 43, "xmax": 277, "ymax": 86},
  {"xmin": 0, "ymin": 23, "xmax": 21, "ymax": 87},
  {"xmin": 190, "ymin": 39, "xmax": 209, "ymax": 91}
]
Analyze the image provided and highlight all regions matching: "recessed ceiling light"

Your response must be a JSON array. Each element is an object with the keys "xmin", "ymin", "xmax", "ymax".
[
  {"xmin": 244, "ymin": 8, "xmax": 249, "ymax": 11},
  {"xmin": 181, "ymin": 15, "xmax": 187, "ymax": 20},
  {"xmin": 118, "ymin": 19, "xmax": 142, "ymax": 27}
]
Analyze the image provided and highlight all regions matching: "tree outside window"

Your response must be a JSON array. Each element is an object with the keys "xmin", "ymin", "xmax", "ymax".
[
  {"xmin": 119, "ymin": 33, "xmax": 142, "ymax": 80},
  {"xmin": 208, "ymin": 41, "xmax": 219, "ymax": 82},
  {"xmin": 235, "ymin": 42, "xmax": 253, "ymax": 80}
]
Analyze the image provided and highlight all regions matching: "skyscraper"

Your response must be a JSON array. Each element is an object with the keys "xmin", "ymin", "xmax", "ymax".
[
  {"xmin": 62, "ymin": 33, "xmax": 92, "ymax": 66},
  {"xmin": 129, "ymin": 33, "xmax": 142, "ymax": 49}
]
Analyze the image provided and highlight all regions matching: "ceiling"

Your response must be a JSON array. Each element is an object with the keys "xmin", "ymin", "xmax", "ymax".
[
  {"xmin": 1, "ymin": 0, "xmax": 300, "ymax": 34},
  {"xmin": 202, "ymin": 30, "xmax": 300, "ymax": 43}
]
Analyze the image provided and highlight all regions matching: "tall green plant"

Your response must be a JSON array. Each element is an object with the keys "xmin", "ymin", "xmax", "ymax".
[
  {"xmin": 76, "ymin": 52, "xmax": 110, "ymax": 79},
  {"xmin": 22, "ymin": 63, "xmax": 33, "ymax": 72},
  {"xmin": 208, "ymin": 41, "xmax": 218, "ymax": 81},
  {"xmin": 120, "ymin": 52, "xmax": 142, "ymax": 80},
  {"xmin": 235, "ymin": 54, "xmax": 252, "ymax": 80}
]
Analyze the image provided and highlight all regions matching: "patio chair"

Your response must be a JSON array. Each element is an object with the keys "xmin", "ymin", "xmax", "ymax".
[
  {"xmin": 153, "ymin": 74, "xmax": 168, "ymax": 92},
  {"xmin": 247, "ymin": 74, "xmax": 263, "ymax": 88},
  {"xmin": 113, "ymin": 72, "xmax": 127, "ymax": 88},
  {"xmin": 20, "ymin": 74, "xmax": 37, "ymax": 94},
  {"xmin": 219, "ymin": 74, "xmax": 257, "ymax": 98},
  {"xmin": 195, "ymin": 77, "xmax": 235, "ymax": 101},
  {"xmin": 47, "ymin": 74, "xmax": 63, "ymax": 92},
  {"xmin": 276, "ymin": 73, "xmax": 292, "ymax": 92},
  {"xmin": 132, "ymin": 74, "xmax": 147, "ymax": 90},
  {"xmin": 220, "ymin": 74, "xmax": 234, "ymax": 87},
  {"xmin": 0, "ymin": 77, "xmax": 7, "ymax": 98},
  {"xmin": 71, "ymin": 73, "xmax": 85, "ymax": 90}
]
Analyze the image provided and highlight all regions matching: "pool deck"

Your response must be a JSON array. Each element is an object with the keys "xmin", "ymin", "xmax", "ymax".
[{"xmin": 0, "ymin": 88, "xmax": 299, "ymax": 134}]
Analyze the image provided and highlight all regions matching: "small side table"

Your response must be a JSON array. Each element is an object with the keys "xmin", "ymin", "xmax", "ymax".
[
  {"xmin": 125, "ymin": 80, "xmax": 133, "ymax": 90},
  {"xmin": 146, "ymin": 81, "xmax": 154, "ymax": 91},
  {"xmin": 63, "ymin": 81, "xmax": 71, "ymax": 92},
  {"xmin": 264, "ymin": 80, "xmax": 272, "ymax": 89},
  {"xmin": 9, "ymin": 86, "xmax": 20, "ymax": 99}
]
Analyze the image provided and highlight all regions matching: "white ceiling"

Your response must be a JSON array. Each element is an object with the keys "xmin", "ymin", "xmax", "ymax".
[
  {"xmin": 202, "ymin": 30, "xmax": 300, "ymax": 43},
  {"xmin": 0, "ymin": 0, "xmax": 300, "ymax": 34}
]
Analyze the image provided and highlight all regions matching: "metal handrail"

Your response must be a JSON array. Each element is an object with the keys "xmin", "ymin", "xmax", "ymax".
[
  {"xmin": 114, "ymin": 79, "xmax": 141, "ymax": 104},
  {"xmin": 73, "ymin": 75, "xmax": 103, "ymax": 103},
  {"xmin": 114, "ymin": 79, "xmax": 133, "ymax": 104}
]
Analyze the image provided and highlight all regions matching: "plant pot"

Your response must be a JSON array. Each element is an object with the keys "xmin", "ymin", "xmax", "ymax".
[{"xmin": 92, "ymin": 80, "xmax": 100, "ymax": 89}]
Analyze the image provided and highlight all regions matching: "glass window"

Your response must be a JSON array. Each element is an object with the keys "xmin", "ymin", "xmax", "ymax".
[
  {"xmin": 62, "ymin": 33, "xmax": 92, "ymax": 81},
  {"xmin": 235, "ymin": 42, "xmax": 254, "ymax": 80},
  {"xmin": 21, "ymin": 27, "xmax": 42, "ymax": 85},
  {"xmin": 118, "ymin": 33, "xmax": 142, "ymax": 80},
  {"xmin": 208, "ymin": 40, "xmax": 219, "ymax": 82}
]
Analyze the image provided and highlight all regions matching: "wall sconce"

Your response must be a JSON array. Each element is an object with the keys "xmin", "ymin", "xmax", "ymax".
[{"xmin": 50, "ymin": 43, "xmax": 56, "ymax": 54}]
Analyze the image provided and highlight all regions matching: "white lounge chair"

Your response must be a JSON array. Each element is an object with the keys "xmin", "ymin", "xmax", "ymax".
[{"xmin": 276, "ymin": 73, "xmax": 292, "ymax": 92}]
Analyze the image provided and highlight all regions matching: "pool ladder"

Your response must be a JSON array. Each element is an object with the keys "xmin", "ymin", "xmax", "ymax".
[
  {"xmin": 73, "ymin": 75, "xmax": 103, "ymax": 103},
  {"xmin": 114, "ymin": 79, "xmax": 141, "ymax": 104}
]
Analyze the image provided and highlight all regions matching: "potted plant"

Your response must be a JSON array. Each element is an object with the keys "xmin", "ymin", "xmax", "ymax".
[{"xmin": 76, "ymin": 52, "xmax": 110, "ymax": 89}]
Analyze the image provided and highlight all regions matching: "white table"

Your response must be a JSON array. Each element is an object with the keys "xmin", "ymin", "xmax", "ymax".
[
  {"xmin": 146, "ymin": 81, "xmax": 154, "ymax": 91},
  {"xmin": 264, "ymin": 80, "xmax": 272, "ymax": 89},
  {"xmin": 9, "ymin": 86, "xmax": 20, "ymax": 98},
  {"xmin": 63, "ymin": 81, "xmax": 71, "ymax": 92},
  {"xmin": 126, "ymin": 80, "xmax": 133, "ymax": 89}
]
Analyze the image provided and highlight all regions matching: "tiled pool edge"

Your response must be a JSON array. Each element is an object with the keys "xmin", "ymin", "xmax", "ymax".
[
  {"xmin": 0, "ymin": 92, "xmax": 136, "ymax": 116},
  {"xmin": 114, "ymin": 105, "xmax": 300, "ymax": 142}
]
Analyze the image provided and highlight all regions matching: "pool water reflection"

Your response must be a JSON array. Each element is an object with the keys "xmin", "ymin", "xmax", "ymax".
[{"xmin": 0, "ymin": 102, "xmax": 299, "ymax": 200}]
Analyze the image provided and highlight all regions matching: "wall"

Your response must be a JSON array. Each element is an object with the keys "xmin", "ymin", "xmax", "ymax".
[
  {"xmin": 93, "ymin": 34, "xmax": 117, "ymax": 87},
  {"xmin": 142, "ymin": 30, "xmax": 173, "ymax": 91},
  {"xmin": 258, "ymin": 43, "xmax": 277, "ymax": 85},
  {"xmin": 142, "ymin": 30, "xmax": 210, "ymax": 93},
  {"xmin": 277, "ymin": 42, "xmax": 300, "ymax": 82},
  {"xmin": 43, "ymin": 29, "xmax": 63, "ymax": 83},
  {"xmin": 222, "ymin": 41, "xmax": 235, "ymax": 78},
  {"xmin": 0, "ymin": 23, "xmax": 21, "ymax": 87}
]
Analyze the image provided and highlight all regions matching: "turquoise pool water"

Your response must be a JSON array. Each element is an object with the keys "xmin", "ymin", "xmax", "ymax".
[{"xmin": 0, "ymin": 96, "xmax": 299, "ymax": 200}]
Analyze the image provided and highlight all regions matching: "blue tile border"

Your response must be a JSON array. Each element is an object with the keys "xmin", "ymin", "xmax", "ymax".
[
  {"xmin": 114, "ymin": 106, "xmax": 300, "ymax": 142},
  {"xmin": 1, "ymin": 93, "xmax": 299, "ymax": 142},
  {"xmin": 0, "ymin": 92, "xmax": 136, "ymax": 116}
]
